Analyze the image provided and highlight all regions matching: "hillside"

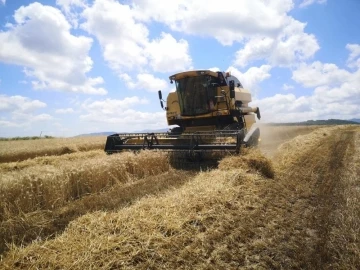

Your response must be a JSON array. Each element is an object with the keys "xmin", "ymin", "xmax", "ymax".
[
  {"xmin": 267, "ymin": 119, "xmax": 360, "ymax": 126},
  {"xmin": 350, "ymin": 118, "xmax": 360, "ymax": 123}
]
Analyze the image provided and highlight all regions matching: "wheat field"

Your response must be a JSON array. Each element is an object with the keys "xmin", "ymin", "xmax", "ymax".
[
  {"xmin": 0, "ymin": 125, "xmax": 359, "ymax": 269},
  {"xmin": 0, "ymin": 136, "xmax": 105, "ymax": 163}
]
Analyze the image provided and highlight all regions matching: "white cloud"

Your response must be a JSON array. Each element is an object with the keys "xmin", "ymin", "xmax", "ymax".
[
  {"xmin": 80, "ymin": 0, "xmax": 192, "ymax": 77},
  {"xmin": 254, "ymin": 94, "xmax": 315, "ymax": 122},
  {"xmin": 0, "ymin": 2, "xmax": 106, "ymax": 95},
  {"xmin": 131, "ymin": 0, "xmax": 320, "ymax": 68},
  {"xmin": 256, "ymin": 94, "xmax": 310, "ymax": 114},
  {"xmin": 121, "ymin": 73, "xmax": 168, "ymax": 92},
  {"xmin": 0, "ymin": 120, "xmax": 22, "ymax": 128},
  {"xmin": 132, "ymin": 0, "xmax": 293, "ymax": 46},
  {"xmin": 299, "ymin": 0, "xmax": 327, "ymax": 8},
  {"xmin": 255, "ymin": 45, "xmax": 360, "ymax": 122},
  {"xmin": 0, "ymin": 94, "xmax": 46, "ymax": 113},
  {"xmin": 346, "ymin": 44, "xmax": 360, "ymax": 69},
  {"xmin": 208, "ymin": 67, "xmax": 220, "ymax": 72},
  {"xmin": 0, "ymin": 94, "xmax": 53, "ymax": 128},
  {"xmin": 81, "ymin": 0, "xmax": 148, "ymax": 72},
  {"xmin": 145, "ymin": 32, "xmax": 192, "ymax": 72},
  {"xmin": 235, "ymin": 18, "xmax": 319, "ymax": 67},
  {"xmin": 80, "ymin": 97, "xmax": 167, "ymax": 131},
  {"xmin": 56, "ymin": 0, "xmax": 87, "ymax": 12},
  {"xmin": 81, "ymin": 109, "xmax": 166, "ymax": 126},
  {"xmin": 1, "ymin": 0, "xmax": 5, "ymax": 5},
  {"xmin": 255, "ymin": 90, "xmax": 360, "ymax": 123},
  {"xmin": 226, "ymin": 65, "xmax": 272, "ymax": 92},
  {"xmin": 33, "ymin": 114, "xmax": 53, "ymax": 121},
  {"xmin": 81, "ymin": 96, "xmax": 149, "ymax": 114},
  {"xmin": 131, "ymin": 0, "xmax": 319, "ymax": 68},
  {"xmin": 74, "ymin": 0, "xmax": 318, "ymax": 80},
  {"xmin": 55, "ymin": 108, "xmax": 75, "ymax": 114},
  {"xmin": 56, "ymin": 0, "xmax": 88, "ymax": 27},
  {"xmin": 312, "ymin": 74, "xmax": 360, "ymax": 105},
  {"xmin": 234, "ymin": 37, "xmax": 273, "ymax": 67},
  {"xmin": 282, "ymin": 83, "xmax": 294, "ymax": 91},
  {"xmin": 292, "ymin": 61, "xmax": 351, "ymax": 88}
]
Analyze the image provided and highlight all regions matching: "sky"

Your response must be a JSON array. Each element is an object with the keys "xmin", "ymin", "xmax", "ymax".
[{"xmin": 0, "ymin": 0, "xmax": 359, "ymax": 137}]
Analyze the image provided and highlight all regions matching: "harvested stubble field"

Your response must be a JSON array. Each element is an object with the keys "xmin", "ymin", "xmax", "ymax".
[{"xmin": 0, "ymin": 125, "xmax": 359, "ymax": 269}]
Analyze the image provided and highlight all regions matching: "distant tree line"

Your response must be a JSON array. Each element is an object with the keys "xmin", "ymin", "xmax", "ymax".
[{"xmin": 0, "ymin": 135, "xmax": 54, "ymax": 141}]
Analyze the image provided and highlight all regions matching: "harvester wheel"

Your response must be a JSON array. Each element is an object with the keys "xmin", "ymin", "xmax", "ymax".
[
  {"xmin": 186, "ymin": 151, "xmax": 204, "ymax": 162},
  {"xmin": 169, "ymin": 127, "xmax": 183, "ymax": 135}
]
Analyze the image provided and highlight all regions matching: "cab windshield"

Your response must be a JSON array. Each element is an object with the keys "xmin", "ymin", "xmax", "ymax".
[{"xmin": 175, "ymin": 75, "xmax": 219, "ymax": 116}]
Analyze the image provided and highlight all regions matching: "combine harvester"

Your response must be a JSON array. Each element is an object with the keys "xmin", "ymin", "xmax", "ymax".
[{"xmin": 105, "ymin": 70, "xmax": 261, "ymax": 168}]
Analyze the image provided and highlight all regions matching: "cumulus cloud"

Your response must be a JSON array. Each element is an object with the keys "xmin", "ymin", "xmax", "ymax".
[
  {"xmin": 346, "ymin": 44, "xmax": 360, "ymax": 69},
  {"xmin": 299, "ymin": 0, "xmax": 327, "ymax": 8},
  {"xmin": 282, "ymin": 84, "xmax": 294, "ymax": 91},
  {"xmin": 235, "ymin": 18, "xmax": 319, "ymax": 67},
  {"xmin": 131, "ymin": 0, "xmax": 319, "ymax": 68},
  {"xmin": 254, "ymin": 90, "xmax": 359, "ymax": 123},
  {"xmin": 81, "ymin": 96, "xmax": 149, "ymax": 113},
  {"xmin": 145, "ymin": 33, "xmax": 192, "ymax": 73},
  {"xmin": 0, "ymin": 2, "xmax": 106, "ymax": 95},
  {"xmin": 56, "ymin": 0, "xmax": 88, "ymax": 27},
  {"xmin": 55, "ymin": 108, "xmax": 75, "ymax": 114},
  {"xmin": 59, "ymin": 0, "xmax": 319, "ymax": 83},
  {"xmin": 292, "ymin": 61, "xmax": 351, "ymax": 88},
  {"xmin": 0, "ymin": 94, "xmax": 53, "ymax": 128},
  {"xmin": 132, "ymin": 0, "xmax": 293, "ymax": 45},
  {"xmin": 0, "ymin": 94, "xmax": 46, "ymax": 113},
  {"xmin": 208, "ymin": 67, "xmax": 220, "ymax": 72},
  {"xmin": 226, "ymin": 65, "xmax": 272, "ymax": 92},
  {"xmin": 80, "ymin": 0, "xmax": 192, "ymax": 76},
  {"xmin": 255, "ymin": 44, "xmax": 360, "ymax": 122},
  {"xmin": 121, "ymin": 73, "xmax": 168, "ymax": 92},
  {"xmin": 80, "ymin": 96, "xmax": 167, "ymax": 131},
  {"xmin": 56, "ymin": 0, "xmax": 87, "ymax": 12}
]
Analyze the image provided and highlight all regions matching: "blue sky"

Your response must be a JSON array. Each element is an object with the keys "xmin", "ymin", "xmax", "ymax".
[{"xmin": 0, "ymin": 0, "xmax": 359, "ymax": 137}]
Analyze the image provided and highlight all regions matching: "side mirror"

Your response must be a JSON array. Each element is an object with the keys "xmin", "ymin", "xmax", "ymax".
[
  {"xmin": 158, "ymin": 90, "xmax": 164, "ymax": 109},
  {"xmin": 229, "ymin": 80, "xmax": 235, "ymax": 99},
  {"xmin": 256, "ymin": 107, "xmax": 261, "ymax": 120}
]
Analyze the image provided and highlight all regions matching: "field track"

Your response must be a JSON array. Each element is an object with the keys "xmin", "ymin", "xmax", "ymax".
[
  {"xmin": 0, "ymin": 125, "xmax": 359, "ymax": 269},
  {"xmin": 252, "ymin": 126, "xmax": 359, "ymax": 269},
  {"xmin": 284, "ymin": 128, "xmax": 355, "ymax": 268}
]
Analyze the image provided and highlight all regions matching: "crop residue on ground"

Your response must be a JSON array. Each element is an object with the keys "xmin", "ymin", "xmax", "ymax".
[{"xmin": 0, "ymin": 125, "xmax": 359, "ymax": 269}]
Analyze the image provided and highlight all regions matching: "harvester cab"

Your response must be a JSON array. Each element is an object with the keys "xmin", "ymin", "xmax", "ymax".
[{"xmin": 105, "ymin": 69, "xmax": 261, "ymax": 167}]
